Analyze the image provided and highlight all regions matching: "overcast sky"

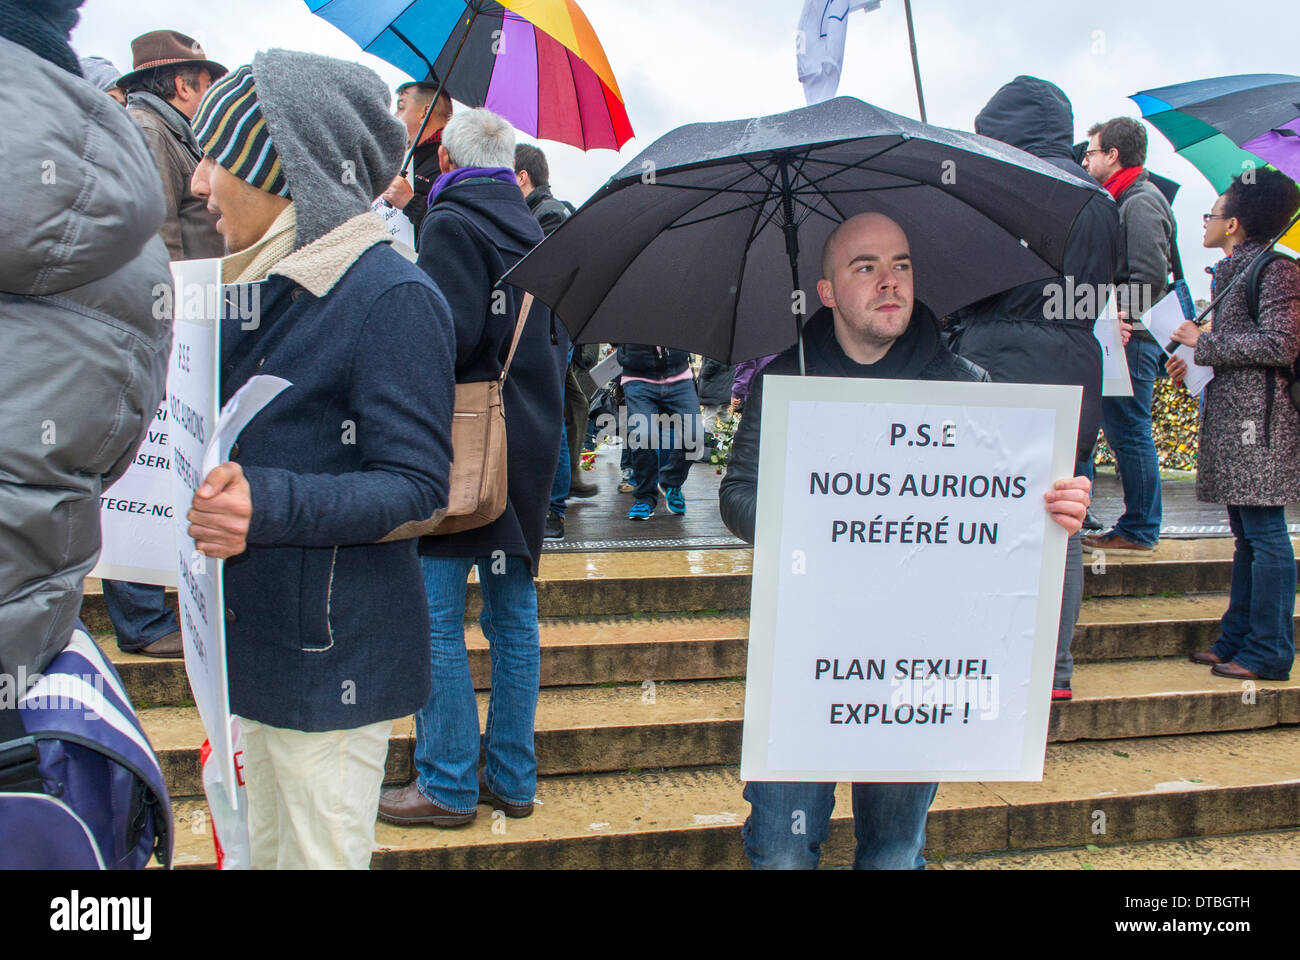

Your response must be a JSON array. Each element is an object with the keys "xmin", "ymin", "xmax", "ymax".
[{"xmin": 72, "ymin": 0, "xmax": 1297, "ymax": 300}]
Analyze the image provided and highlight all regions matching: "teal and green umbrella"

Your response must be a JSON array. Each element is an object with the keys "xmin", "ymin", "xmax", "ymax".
[{"xmin": 1131, "ymin": 74, "xmax": 1300, "ymax": 250}]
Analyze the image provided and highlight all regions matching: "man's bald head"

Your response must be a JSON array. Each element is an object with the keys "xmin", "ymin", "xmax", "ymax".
[
  {"xmin": 821, "ymin": 213, "xmax": 909, "ymax": 279},
  {"xmin": 815, "ymin": 212, "xmax": 916, "ymax": 365}
]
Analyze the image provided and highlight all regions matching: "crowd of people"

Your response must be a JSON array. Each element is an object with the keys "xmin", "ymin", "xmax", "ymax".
[{"xmin": 2, "ymin": 0, "xmax": 1298, "ymax": 872}]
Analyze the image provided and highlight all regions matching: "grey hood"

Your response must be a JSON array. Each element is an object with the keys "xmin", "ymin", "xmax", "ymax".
[
  {"xmin": 0, "ymin": 36, "xmax": 165, "ymax": 295},
  {"xmin": 250, "ymin": 49, "xmax": 408, "ymax": 249}
]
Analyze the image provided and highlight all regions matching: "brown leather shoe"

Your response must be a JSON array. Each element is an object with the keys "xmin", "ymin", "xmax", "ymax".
[
  {"xmin": 1081, "ymin": 531, "xmax": 1155, "ymax": 553},
  {"xmin": 1211, "ymin": 661, "xmax": 1289, "ymax": 682},
  {"xmin": 378, "ymin": 782, "xmax": 477, "ymax": 827},
  {"xmin": 478, "ymin": 769, "xmax": 533, "ymax": 818},
  {"xmin": 135, "ymin": 630, "xmax": 184, "ymax": 659},
  {"xmin": 1189, "ymin": 650, "xmax": 1224, "ymax": 666}
]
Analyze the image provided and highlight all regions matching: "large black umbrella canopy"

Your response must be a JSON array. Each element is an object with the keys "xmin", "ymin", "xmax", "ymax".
[{"xmin": 504, "ymin": 97, "xmax": 1106, "ymax": 364}]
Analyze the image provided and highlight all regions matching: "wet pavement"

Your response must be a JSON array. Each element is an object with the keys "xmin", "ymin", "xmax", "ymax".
[{"xmin": 549, "ymin": 444, "xmax": 1300, "ymax": 553}]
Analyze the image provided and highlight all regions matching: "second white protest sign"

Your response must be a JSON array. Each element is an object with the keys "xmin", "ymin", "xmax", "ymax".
[{"xmin": 741, "ymin": 376, "xmax": 1080, "ymax": 783}]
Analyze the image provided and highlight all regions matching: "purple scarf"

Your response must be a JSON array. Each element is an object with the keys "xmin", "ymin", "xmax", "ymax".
[{"xmin": 427, "ymin": 166, "xmax": 518, "ymax": 208}]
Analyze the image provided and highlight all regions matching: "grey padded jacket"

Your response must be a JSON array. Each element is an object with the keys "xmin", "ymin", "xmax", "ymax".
[{"xmin": 0, "ymin": 37, "xmax": 172, "ymax": 678}]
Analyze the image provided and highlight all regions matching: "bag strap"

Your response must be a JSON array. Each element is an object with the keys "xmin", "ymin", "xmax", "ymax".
[
  {"xmin": 500, "ymin": 293, "xmax": 534, "ymax": 385},
  {"xmin": 0, "ymin": 649, "xmax": 42, "ymax": 793},
  {"xmin": 1246, "ymin": 251, "xmax": 1291, "ymax": 323}
]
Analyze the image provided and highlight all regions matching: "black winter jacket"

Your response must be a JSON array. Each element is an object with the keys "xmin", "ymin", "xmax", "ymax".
[
  {"xmin": 402, "ymin": 137, "xmax": 442, "ymax": 245},
  {"xmin": 525, "ymin": 185, "xmax": 573, "ymax": 238},
  {"xmin": 617, "ymin": 344, "xmax": 692, "ymax": 379},
  {"xmin": 416, "ymin": 178, "xmax": 569, "ymax": 574},
  {"xmin": 950, "ymin": 75, "xmax": 1120, "ymax": 466},
  {"xmin": 720, "ymin": 304, "xmax": 988, "ymax": 543},
  {"xmin": 697, "ymin": 357, "xmax": 735, "ymax": 406}
]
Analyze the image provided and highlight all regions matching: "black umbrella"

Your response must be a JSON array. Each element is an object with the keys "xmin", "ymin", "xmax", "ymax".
[{"xmin": 505, "ymin": 97, "xmax": 1107, "ymax": 371}]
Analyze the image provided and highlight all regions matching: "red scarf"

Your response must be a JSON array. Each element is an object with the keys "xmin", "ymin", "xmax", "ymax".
[
  {"xmin": 418, "ymin": 125, "xmax": 445, "ymax": 149},
  {"xmin": 1103, "ymin": 165, "xmax": 1144, "ymax": 201}
]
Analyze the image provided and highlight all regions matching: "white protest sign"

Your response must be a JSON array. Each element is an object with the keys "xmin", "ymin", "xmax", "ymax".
[
  {"xmin": 1095, "ymin": 297, "xmax": 1133, "ymax": 398},
  {"xmin": 89, "ymin": 393, "xmax": 178, "ymax": 587},
  {"xmin": 1141, "ymin": 291, "xmax": 1214, "ymax": 396},
  {"xmin": 371, "ymin": 198, "xmax": 416, "ymax": 260},
  {"xmin": 168, "ymin": 259, "xmax": 234, "ymax": 805},
  {"xmin": 740, "ymin": 377, "xmax": 1080, "ymax": 783}
]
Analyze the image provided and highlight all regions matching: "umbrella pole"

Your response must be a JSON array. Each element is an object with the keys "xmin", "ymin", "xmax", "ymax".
[
  {"xmin": 399, "ymin": 6, "xmax": 483, "ymax": 178},
  {"xmin": 779, "ymin": 157, "xmax": 807, "ymax": 376}
]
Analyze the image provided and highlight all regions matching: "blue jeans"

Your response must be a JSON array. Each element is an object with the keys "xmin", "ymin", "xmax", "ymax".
[
  {"xmin": 101, "ymin": 580, "xmax": 178, "ymax": 651},
  {"xmin": 1211, "ymin": 506, "xmax": 1297, "ymax": 679},
  {"xmin": 623, "ymin": 378, "xmax": 703, "ymax": 507},
  {"xmin": 550, "ymin": 347, "xmax": 575, "ymax": 517},
  {"xmin": 414, "ymin": 556, "xmax": 540, "ymax": 813},
  {"xmin": 742, "ymin": 780, "xmax": 938, "ymax": 870},
  {"xmin": 549, "ymin": 417, "xmax": 571, "ymax": 518},
  {"xmin": 1099, "ymin": 337, "xmax": 1165, "ymax": 546}
]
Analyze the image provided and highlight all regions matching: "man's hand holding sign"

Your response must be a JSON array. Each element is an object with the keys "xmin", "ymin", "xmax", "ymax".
[
  {"xmin": 189, "ymin": 462, "xmax": 252, "ymax": 560},
  {"xmin": 720, "ymin": 213, "xmax": 1089, "ymax": 868}
]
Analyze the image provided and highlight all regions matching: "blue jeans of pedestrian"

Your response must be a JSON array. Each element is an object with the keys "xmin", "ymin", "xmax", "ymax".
[
  {"xmin": 622, "ymin": 378, "xmax": 703, "ymax": 507},
  {"xmin": 101, "ymin": 580, "xmax": 178, "ymax": 651},
  {"xmin": 414, "ymin": 556, "xmax": 540, "ymax": 813},
  {"xmin": 1099, "ymin": 337, "xmax": 1165, "ymax": 547},
  {"xmin": 549, "ymin": 417, "xmax": 570, "ymax": 518},
  {"xmin": 742, "ymin": 780, "xmax": 938, "ymax": 869},
  {"xmin": 1211, "ymin": 506, "xmax": 1297, "ymax": 680}
]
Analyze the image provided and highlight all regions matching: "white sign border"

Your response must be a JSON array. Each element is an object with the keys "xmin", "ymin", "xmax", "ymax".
[{"xmin": 740, "ymin": 375, "xmax": 1081, "ymax": 783}]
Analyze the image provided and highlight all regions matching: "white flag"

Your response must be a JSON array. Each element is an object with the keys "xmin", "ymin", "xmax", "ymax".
[{"xmin": 797, "ymin": 0, "xmax": 884, "ymax": 105}]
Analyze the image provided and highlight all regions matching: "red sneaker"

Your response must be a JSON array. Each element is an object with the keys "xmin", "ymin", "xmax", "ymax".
[{"xmin": 1051, "ymin": 687, "xmax": 1073, "ymax": 701}]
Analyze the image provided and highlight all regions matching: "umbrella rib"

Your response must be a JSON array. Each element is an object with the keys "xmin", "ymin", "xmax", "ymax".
[
  {"xmin": 797, "ymin": 140, "xmax": 912, "ymax": 191},
  {"xmin": 788, "ymin": 153, "xmax": 848, "ymax": 226},
  {"xmin": 642, "ymin": 181, "xmax": 776, "ymax": 197},
  {"xmin": 793, "ymin": 183, "xmax": 926, "ymax": 196},
  {"xmin": 668, "ymin": 197, "xmax": 773, "ymax": 230},
  {"xmin": 390, "ymin": 24, "xmax": 437, "ymax": 77},
  {"xmin": 725, "ymin": 177, "xmax": 784, "ymax": 363}
]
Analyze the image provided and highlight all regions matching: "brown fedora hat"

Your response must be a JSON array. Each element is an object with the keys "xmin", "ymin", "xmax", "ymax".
[{"xmin": 117, "ymin": 30, "xmax": 227, "ymax": 89}]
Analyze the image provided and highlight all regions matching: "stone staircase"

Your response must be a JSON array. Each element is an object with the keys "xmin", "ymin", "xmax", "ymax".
[{"xmin": 81, "ymin": 538, "xmax": 1300, "ymax": 869}]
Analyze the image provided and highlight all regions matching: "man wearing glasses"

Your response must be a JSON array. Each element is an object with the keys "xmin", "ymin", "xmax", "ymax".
[{"xmin": 1081, "ymin": 117, "xmax": 1177, "ymax": 555}]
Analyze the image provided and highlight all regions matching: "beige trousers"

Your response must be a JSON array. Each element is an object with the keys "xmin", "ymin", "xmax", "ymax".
[{"xmin": 239, "ymin": 717, "xmax": 392, "ymax": 870}]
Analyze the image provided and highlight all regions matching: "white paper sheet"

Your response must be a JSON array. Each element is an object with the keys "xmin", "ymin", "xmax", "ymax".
[
  {"xmin": 1095, "ymin": 297, "xmax": 1133, "ymax": 398},
  {"xmin": 1140, "ymin": 291, "xmax": 1214, "ymax": 396},
  {"xmin": 201, "ymin": 376, "xmax": 294, "ymax": 475}
]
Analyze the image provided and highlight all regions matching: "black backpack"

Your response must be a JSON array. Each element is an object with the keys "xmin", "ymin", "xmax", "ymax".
[{"xmin": 1244, "ymin": 250, "xmax": 1300, "ymax": 419}]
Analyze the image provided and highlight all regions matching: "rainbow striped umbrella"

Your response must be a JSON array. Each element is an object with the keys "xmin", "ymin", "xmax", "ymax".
[
  {"xmin": 1132, "ymin": 75, "xmax": 1300, "ymax": 251},
  {"xmin": 306, "ymin": 0, "xmax": 633, "ymax": 152}
]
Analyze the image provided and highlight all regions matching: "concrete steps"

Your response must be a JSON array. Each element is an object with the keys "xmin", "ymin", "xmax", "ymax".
[
  {"xmin": 84, "ymin": 539, "xmax": 1300, "ymax": 869},
  {"xmin": 935, "ymin": 827, "xmax": 1300, "ymax": 870},
  {"xmin": 166, "ymin": 728, "xmax": 1300, "ymax": 869},
  {"xmin": 96, "ymin": 594, "xmax": 1300, "ymax": 708},
  {"xmin": 76, "ymin": 539, "xmax": 1296, "ymax": 629},
  {"xmin": 139, "ymin": 663, "xmax": 1300, "ymax": 798}
]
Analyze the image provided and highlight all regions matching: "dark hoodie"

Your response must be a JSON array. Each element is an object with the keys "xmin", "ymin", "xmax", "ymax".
[
  {"xmin": 719, "ymin": 304, "xmax": 988, "ymax": 544},
  {"xmin": 402, "ymin": 132, "xmax": 442, "ymax": 243},
  {"xmin": 949, "ymin": 76, "xmax": 1120, "ymax": 466},
  {"xmin": 416, "ymin": 177, "xmax": 569, "ymax": 573}
]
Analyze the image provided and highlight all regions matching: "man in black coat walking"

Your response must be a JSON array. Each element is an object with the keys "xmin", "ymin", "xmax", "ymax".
[
  {"xmin": 514, "ymin": 143, "xmax": 594, "ymax": 539},
  {"xmin": 381, "ymin": 108, "xmax": 567, "ymax": 828},
  {"xmin": 720, "ymin": 212, "xmax": 1092, "ymax": 869},
  {"xmin": 949, "ymin": 76, "xmax": 1120, "ymax": 700}
]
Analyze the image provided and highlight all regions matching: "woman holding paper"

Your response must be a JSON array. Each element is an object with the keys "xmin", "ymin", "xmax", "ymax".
[{"xmin": 1168, "ymin": 170, "xmax": 1300, "ymax": 681}]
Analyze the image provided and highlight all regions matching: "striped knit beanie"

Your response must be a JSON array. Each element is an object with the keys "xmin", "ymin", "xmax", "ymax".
[{"xmin": 192, "ymin": 65, "xmax": 290, "ymax": 198}]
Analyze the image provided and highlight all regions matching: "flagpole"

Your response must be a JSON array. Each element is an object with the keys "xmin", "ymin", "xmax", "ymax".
[{"xmin": 902, "ymin": 0, "xmax": 927, "ymax": 122}]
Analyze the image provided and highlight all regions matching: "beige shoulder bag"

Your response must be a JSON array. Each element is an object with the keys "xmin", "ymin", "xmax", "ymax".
[{"xmin": 381, "ymin": 294, "xmax": 534, "ymax": 542}]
